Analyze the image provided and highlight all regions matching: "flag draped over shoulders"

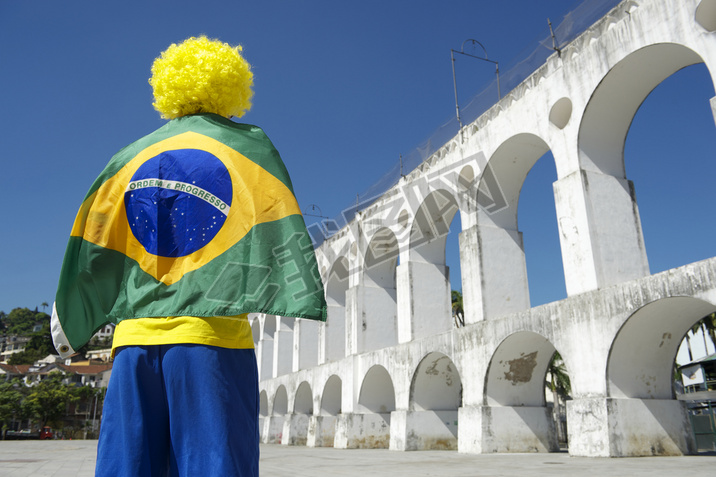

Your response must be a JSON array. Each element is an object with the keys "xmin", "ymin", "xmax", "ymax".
[{"xmin": 52, "ymin": 114, "xmax": 326, "ymax": 357}]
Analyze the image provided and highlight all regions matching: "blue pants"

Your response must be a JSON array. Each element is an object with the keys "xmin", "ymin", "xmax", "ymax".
[{"xmin": 96, "ymin": 345, "xmax": 259, "ymax": 477}]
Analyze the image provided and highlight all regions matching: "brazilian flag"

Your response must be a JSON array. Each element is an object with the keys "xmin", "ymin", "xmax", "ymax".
[{"xmin": 52, "ymin": 114, "xmax": 326, "ymax": 356}]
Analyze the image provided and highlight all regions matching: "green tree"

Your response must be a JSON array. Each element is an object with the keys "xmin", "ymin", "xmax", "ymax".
[
  {"xmin": 0, "ymin": 379, "xmax": 25, "ymax": 438},
  {"xmin": 546, "ymin": 351, "xmax": 571, "ymax": 398},
  {"xmin": 8, "ymin": 321, "xmax": 54, "ymax": 365},
  {"xmin": 546, "ymin": 351, "xmax": 571, "ymax": 445},
  {"xmin": 1, "ymin": 308, "xmax": 49, "ymax": 336},
  {"xmin": 451, "ymin": 290, "xmax": 465, "ymax": 328},
  {"xmin": 682, "ymin": 313, "xmax": 716, "ymax": 363},
  {"xmin": 23, "ymin": 374, "xmax": 78, "ymax": 428},
  {"xmin": 701, "ymin": 313, "xmax": 716, "ymax": 352}
]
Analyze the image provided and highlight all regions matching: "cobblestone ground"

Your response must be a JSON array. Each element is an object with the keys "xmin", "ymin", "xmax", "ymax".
[{"xmin": 0, "ymin": 441, "xmax": 714, "ymax": 477}]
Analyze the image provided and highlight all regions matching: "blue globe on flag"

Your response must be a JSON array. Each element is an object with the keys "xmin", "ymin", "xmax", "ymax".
[{"xmin": 124, "ymin": 149, "xmax": 233, "ymax": 257}]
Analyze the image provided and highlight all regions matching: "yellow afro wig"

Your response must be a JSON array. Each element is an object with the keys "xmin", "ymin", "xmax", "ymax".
[{"xmin": 149, "ymin": 36, "xmax": 253, "ymax": 120}]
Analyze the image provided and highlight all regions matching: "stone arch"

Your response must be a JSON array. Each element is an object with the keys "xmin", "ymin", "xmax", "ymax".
[
  {"xmin": 477, "ymin": 133, "xmax": 550, "ymax": 230},
  {"xmin": 558, "ymin": 45, "xmax": 709, "ymax": 296},
  {"xmin": 358, "ymin": 365, "xmax": 396, "ymax": 414},
  {"xmin": 404, "ymin": 189, "xmax": 460, "ymax": 339},
  {"xmin": 259, "ymin": 390, "xmax": 269, "ymax": 417},
  {"xmin": 409, "ymin": 189, "xmax": 459, "ymax": 264},
  {"xmin": 469, "ymin": 133, "xmax": 553, "ymax": 319},
  {"xmin": 623, "ymin": 59, "xmax": 716, "ymax": 277},
  {"xmin": 326, "ymin": 257, "xmax": 349, "ymax": 306},
  {"xmin": 324, "ymin": 257, "xmax": 349, "ymax": 362},
  {"xmin": 400, "ymin": 352, "xmax": 463, "ymax": 451},
  {"xmin": 607, "ymin": 297, "xmax": 716, "ymax": 400},
  {"xmin": 320, "ymin": 375, "xmax": 342, "ymax": 416},
  {"xmin": 273, "ymin": 385, "xmax": 288, "ymax": 415},
  {"xmin": 365, "ymin": 227, "xmax": 399, "ymax": 287},
  {"xmin": 265, "ymin": 384, "xmax": 289, "ymax": 444},
  {"xmin": 485, "ymin": 331, "xmax": 559, "ymax": 407},
  {"xmin": 481, "ymin": 330, "xmax": 561, "ymax": 453},
  {"xmin": 294, "ymin": 381, "xmax": 313, "ymax": 415},
  {"xmin": 285, "ymin": 381, "xmax": 313, "ymax": 446},
  {"xmin": 600, "ymin": 296, "xmax": 716, "ymax": 455},
  {"xmin": 309, "ymin": 375, "xmax": 342, "ymax": 448},
  {"xmin": 579, "ymin": 43, "xmax": 706, "ymax": 177},
  {"xmin": 410, "ymin": 352, "xmax": 462, "ymax": 411},
  {"xmin": 349, "ymin": 364, "xmax": 394, "ymax": 449}
]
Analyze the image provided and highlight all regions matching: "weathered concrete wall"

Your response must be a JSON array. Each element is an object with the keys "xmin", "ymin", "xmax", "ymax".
[{"xmin": 254, "ymin": 0, "xmax": 716, "ymax": 457}]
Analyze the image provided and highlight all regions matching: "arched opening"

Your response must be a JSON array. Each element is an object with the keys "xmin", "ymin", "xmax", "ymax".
[
  {"xmin": 325, "ymin": 257, "xmax": 349, "ymax": 361},
  {"xmin": 294, "ymin": 382, "xmax": 313, "ymax": 415},
  {"xmin": 482, "ymin": 331, "xmax": 564, "ymax": 452},
  {"xmin": 258, "ymin": 390, "xmax": 269, "ymax": 444},
  {"xmin": 625, "ymin": 62, "xmax": 716, "ymax": 276},
  {"xmin": 273, "ymin": 386, "xmax": 288, "ymax": 416},
  {"xmin": 359, "ymin": 365, "xmax": 396, "ymax": 413},
  {"xmin": 475, "ymin": 133, "xmax": 563, "ymax": 315},
  {"xmin": 359, "ymin": 228, "xmax": 399, "ymax": 353},
  {"xmin": 354, "ymin": 365, "xmax": 395, "ymax": 448},
  {"xmin": 321, "ymin": 375, "xmax": 342, "ymax": 416},
  {"xmin": 411, "ymin": 352, "xmax": 462, "ymax": 411},
  {"xmin": 406, "ymin": 352, "xmax": 462, "ymax": 450},
  {"xmin": 286, "ymin": 382, "xmax": 313, "ymax": 446},
  {"xmin": 607, "ymin": 297, "xmax": 716, "ymax": 455},
  {"xmin": 572, "ymin": 44, "xmax": 709, "ymax": 292},
  {"xmin": 407, "ymin": 190, "xmax": 459, "ymax": 338},
  {"xmin": 518, "ymin": 151, "xmax": 566, "ymax": 306},
  {"xmin": 259, "ymin": 391, "xmax": 269, "ymax": 417},
  {"xmin": 580, "ymin": 43, "xmax": 704, "ymax": 177},
  {"xmin": 676, "ymin": 313, "xmax": 716, "ymax": 453},
  {"xmin": 266, "ymin": 385, "xmax": 288, "ymax": 444},
  {"xmin": 312, "ymin": 375, "xmax": 342, "ymax": 448}
]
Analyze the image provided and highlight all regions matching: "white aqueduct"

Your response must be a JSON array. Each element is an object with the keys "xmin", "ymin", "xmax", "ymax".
[{"xmin": 251, "ymin": 0, "xmax": 716, "ymax": 457}]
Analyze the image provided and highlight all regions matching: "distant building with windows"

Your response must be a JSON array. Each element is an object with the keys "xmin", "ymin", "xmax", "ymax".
[{"xmin": 0, "ymin": 336, "xmax": 32, "ymax": 363}]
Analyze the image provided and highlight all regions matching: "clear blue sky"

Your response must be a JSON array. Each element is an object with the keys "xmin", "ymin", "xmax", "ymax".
[{"xmin": 1, "ymin": 0, "xmax": 714, "ymax": 315}]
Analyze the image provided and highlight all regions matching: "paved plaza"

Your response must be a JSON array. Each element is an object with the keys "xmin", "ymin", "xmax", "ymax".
[{"xmin": 0, "ymin": 440, "xmax": 714, "ymax": 476}]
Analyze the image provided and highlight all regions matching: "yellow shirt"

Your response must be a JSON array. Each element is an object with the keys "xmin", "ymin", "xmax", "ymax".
[{"xmin": 112, "ymin": 314, "xmax": 254, "ymax": 356}]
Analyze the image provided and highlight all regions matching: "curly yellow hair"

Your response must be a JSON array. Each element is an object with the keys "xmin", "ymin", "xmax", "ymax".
[{"xmin": 149, "ymin": 36, "xmax": 254, "ymax": 120}]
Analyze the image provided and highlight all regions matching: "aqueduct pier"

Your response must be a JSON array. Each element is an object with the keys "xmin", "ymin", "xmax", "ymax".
[{"xmin": 251, "ymin": 0, "xmax": 716, "ymax": 457}]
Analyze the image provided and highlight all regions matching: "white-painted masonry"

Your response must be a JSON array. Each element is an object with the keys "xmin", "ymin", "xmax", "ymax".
[{"xmin": 252, "ymin": 0, "xmax": 716, "ymax": 457}]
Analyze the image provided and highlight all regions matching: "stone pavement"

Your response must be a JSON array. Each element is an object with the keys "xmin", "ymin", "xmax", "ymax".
[{"xmin": 0, "ymin": 441, "xmax": 715, "ymax": 476}]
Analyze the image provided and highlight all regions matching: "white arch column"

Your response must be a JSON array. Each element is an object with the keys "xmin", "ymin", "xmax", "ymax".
[
  {"xmin": 553, "ymin": 169, "xmax": 649, "ymax": 296},
  {"xmin": 459, "ymin": 223, "xmax": 530, "ymax": 323},
  {"xmin": 345, "ymin": 283, "xmax": 397, "ymax": 354},
  {"xmin": 282, "ymin": 383, "xmax": 313, "ymax": 446},
  {"xmin": 335, "ymin": 365, "xmax": 394, "ymax": 449},
  {"xmin": 396, "ymin": 260, "xmax": 452, "ymax": 342},
  {"xmin": 390, "ymin": 353, "xmax": 461, "ymax": 451},
  {"xmin": 397, "ymin": 190, "xmax": 459, "ymax": 340},
  {"xmin": 273, "ymin": 317, "xmax": 294, "ymax": 377},
  {"xmin": 458, "ymin": 334, "xmax": 558, "ymax": 454},
  {"xmin": 264, "ymin": 386, "xmax": 288, "ymax": 444},
  {"xmin": 256, "ymin": 315, "xmax": 275, "ymax": 381},
  {"xmin": 567, "ymin": 397, "xmax": 695, "ymax": 457},
  {"xmin": 293, "ymin": 319, "xmax": 319, "ymax": 372}
]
